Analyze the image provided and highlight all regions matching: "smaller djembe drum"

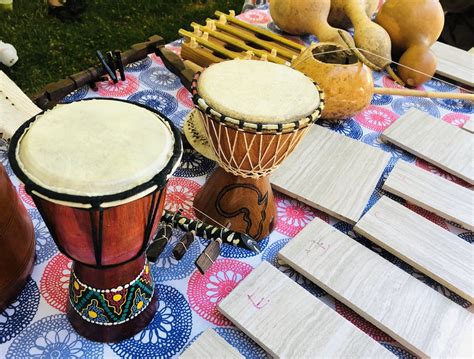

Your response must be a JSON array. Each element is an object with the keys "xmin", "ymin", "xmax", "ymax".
[
  {"xmin": 192, "ymin": 60, "xmax": 324, "ymax": 240},
  {"xmin": 9, "ymin": 99, "xmax": 182, "ymax": 342}
]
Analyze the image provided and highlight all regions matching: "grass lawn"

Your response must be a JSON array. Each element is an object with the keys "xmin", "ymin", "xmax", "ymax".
[{"xmin": 0, "ymin": 0, "xmax": 243, "ymax": 95}]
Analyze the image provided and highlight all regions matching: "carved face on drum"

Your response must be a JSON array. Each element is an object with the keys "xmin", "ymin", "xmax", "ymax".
[
  {"xmin": 8, "ymin": 99, "xmax": 183, "ymax": 342},
  {"xmin": 192, "ymin": 59, "xmax": 324, "ymax": 240}
]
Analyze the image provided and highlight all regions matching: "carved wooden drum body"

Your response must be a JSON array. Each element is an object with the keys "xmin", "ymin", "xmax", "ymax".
[
  {"xmin": 192, "ymin": 60, "xmax": 324, "ymax": 240},
  {"xmin": 0, "ymin": 163, "xmax": 35, "ymax": 312},
  {"xmin": 9, "ymin": 99, "xmax": 182, "ymax": 342}
]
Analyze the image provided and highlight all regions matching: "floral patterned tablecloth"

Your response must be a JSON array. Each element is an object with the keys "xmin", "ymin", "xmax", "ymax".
[{"xmin": 1, "ymin": 6, "xmax": 472, "ymax": 359}]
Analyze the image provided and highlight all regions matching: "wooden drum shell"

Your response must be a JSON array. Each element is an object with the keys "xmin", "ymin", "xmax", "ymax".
[
  {"xmin": 34, "ymin": 187, "xmax": 166, "ymax": 269},
  {"xmin": 0, "ymin": 163, "xmax": 35, "ymax": 312}
]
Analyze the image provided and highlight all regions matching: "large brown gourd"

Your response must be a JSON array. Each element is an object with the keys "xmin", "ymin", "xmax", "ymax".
[
  {"xmin": 292, "ymin": 42, "xmax": 373, "ymax": 120},
  {"xmin": 328, "ymin": 0, "xmax": 378, "ymax": 29},
  {"xmin": 331, "ymin": 0, "xmax": 393, "ymax": 71},
  {"xmin": 376, "ymin": 0, "xmax": 444, "ymax": 87},
  {"xmin": 269, "ymin": 0, "xmax": 355, "ymax": 50}
]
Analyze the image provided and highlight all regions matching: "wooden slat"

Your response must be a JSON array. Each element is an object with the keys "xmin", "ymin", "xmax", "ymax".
[
  {"xmin": 193, "ymin": 23, "xmax": 287, "ymax": 64},
  {"xmin": 381, "ymin": 108, "xmax": 474, "ymax": 185},
  {"xmin": 213, "ymin": 21, "xmax": 296, "ymax": 61},
  {"xmin": 180, "ymin": 328, "xmax": 243, "ymax": 359},
  {"xmin": 179, "ymin": 29, "xmax": 244, "ymax": 61},
  {"xmin": 431, "ymin": 41, "xmax": 474, "ymax": 87},
  {"xmin": 382, "ymin": 161, "xmax": 474, "ymax": 230},
  {"xmin": 215, "ymin": 11, "xmax": 304, "ymax": 52},
  {"xmin": 271, "ymin": 125, "xmax": 391, "ymax": 224},
  {"xmin": 462, "ymin": 119, "xmax": 474, "ymax": 134},
  {"xmin": 279, "ymin": 218, "xmax": 474, "ymax": 358},
  {"xmin": 181, "ymin": 42, "xmax": 225, "ymax": 68},
  {"xmin": 354, "ymin": 196, "xmax": 474, "ymax": 302},
  {"xmin": 0, "ymin": 71, "xmax": 41, "ymax": 140},
  {"xmin": 218, "ymin": 262, "xmax": 394, "ymax": 358}
]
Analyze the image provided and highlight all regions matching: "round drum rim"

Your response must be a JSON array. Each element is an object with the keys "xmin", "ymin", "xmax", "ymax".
[
  {"xmin": 191, "ymin": 71, "xmax": 325, "ymax": 134},
  {"xmin": 8, "ymin": 98, "xmax": 183, "ymax": 208}
]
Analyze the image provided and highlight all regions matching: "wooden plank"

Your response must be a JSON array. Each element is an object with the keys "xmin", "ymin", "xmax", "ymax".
[
  {"xmin": 218, "ymin": 261, "xmax": 394, "ymax": 358},
  {"xmin": 382, "ymin": 161, "xmax": 474, "ymax": 231},
  {"xmin": 431, "ymin": 41, "xmax": 474, "ymax": 87},
  {"xmin": 0, "ymin": 71, "xmax": 41, "ymax": 140},
  {"xmin": 279, "ymin": 218, "xmax": 474, "ymax": 358},
  {"xmin": 180, "ymin": 328, "xmax": 243, "ymax": 359},
  {"xmin": 381, "ymin": 108, "xmax": 474, "ymax": 185},
  {"xmin": 462, "ymin": 119, "xmax": 474, "ymax": 134},
  {"xmin": 354, "ymin": 196, "xmax": 474, "ymax": 302},
  {"xmin": 271, "ymin": 125, "xmax": 391, "ymax": 224}
]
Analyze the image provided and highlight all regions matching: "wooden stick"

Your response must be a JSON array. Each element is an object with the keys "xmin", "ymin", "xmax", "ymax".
[
  {"xmin": 373, "ymin": 86, "xmax": 474, "ymax": 101},
  {"xmin": 179, "ymin": 29, "xmax": 248, "ymax": 61},
  {"xmin": 181, "ymin": 43, "xmax": 224, "ymax": 68},
  {"xmin": 183, "ymin": 59, "xmax": 203, "ymax": 73},
  {"xmin": 215, "ymin": 11, "xmax": 304, "ymax": 52},
  {"xmin": 193, "ymin": 23, "xmax": 287, "ymax": 64},
  {"xmin": 212, "ymin": 20, "xmax": 298, "ymax": 60}
]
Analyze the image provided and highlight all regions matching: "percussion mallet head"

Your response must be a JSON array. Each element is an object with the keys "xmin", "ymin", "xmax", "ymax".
[{"xmin": 172, "ymin": 230, "xmax": 196, "ymax": 261}]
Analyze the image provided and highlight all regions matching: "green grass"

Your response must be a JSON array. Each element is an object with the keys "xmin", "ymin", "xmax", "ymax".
[{"xmin": 0, "ymin": 0, "xmax": 243, "ymax": 95}]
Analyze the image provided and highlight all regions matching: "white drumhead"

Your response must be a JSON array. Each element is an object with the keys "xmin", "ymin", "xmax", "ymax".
[
  {"xmin": 197, "ymin": 60, "xmax": 320, "ymax": 123},
  {"xmin": 16, "ymin": 100, "xmax": 175, "ymax": 197}
]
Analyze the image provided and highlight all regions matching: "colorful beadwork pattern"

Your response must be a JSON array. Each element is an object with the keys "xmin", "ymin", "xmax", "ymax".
[
  {"xmin": 1, "ymin": 5, "xmax": 473, "ymax": 358},
  {"xmin": 69, "ymin": 262, "xmax": 154, "ymax": 326}
]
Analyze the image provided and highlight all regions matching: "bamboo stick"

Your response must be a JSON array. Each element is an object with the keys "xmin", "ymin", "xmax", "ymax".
[
  {"xmin": 215, "ymin": 11, "xmax": 304, "ymax": 51},
  {"xmin": 373, "ymin": 86, "xmax": 474, "ymax": 101},
  {"xmin": 192, "ymin": 23, "xmax": 287, "ymax": 64},
  {"xmin": 179, "ymin": 29, "xmax": 247, "ymax": 61},
  {"xmin": 212, "ymin": 21, "xmax": 297, "ymax": 60},
  {"xmin": 183, "ymin": 60, "xmax": 203, "ymax": 73}
]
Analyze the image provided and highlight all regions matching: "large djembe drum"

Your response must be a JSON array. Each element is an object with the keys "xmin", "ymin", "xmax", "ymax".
[
  {"xmin": 192, "ymin": 60, "xmax": 324, "ymax": 240},
  {"xmin": 9, "ymin": 99, "xmax": 182, "ymax": 342}
]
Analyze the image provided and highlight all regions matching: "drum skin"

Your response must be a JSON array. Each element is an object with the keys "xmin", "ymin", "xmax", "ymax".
[
  {"xmin": 0, "ymin": 163, "xmax": 35, "ymax": 312},
  {"xmin": 34, "ymin": 187, "xmax": 167, "ymax": 268}
]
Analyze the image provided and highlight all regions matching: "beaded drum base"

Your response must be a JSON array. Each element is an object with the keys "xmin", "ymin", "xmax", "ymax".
[{"xmin": 66, "ymin": 256, "xmax": 156, "ymax": 342}]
